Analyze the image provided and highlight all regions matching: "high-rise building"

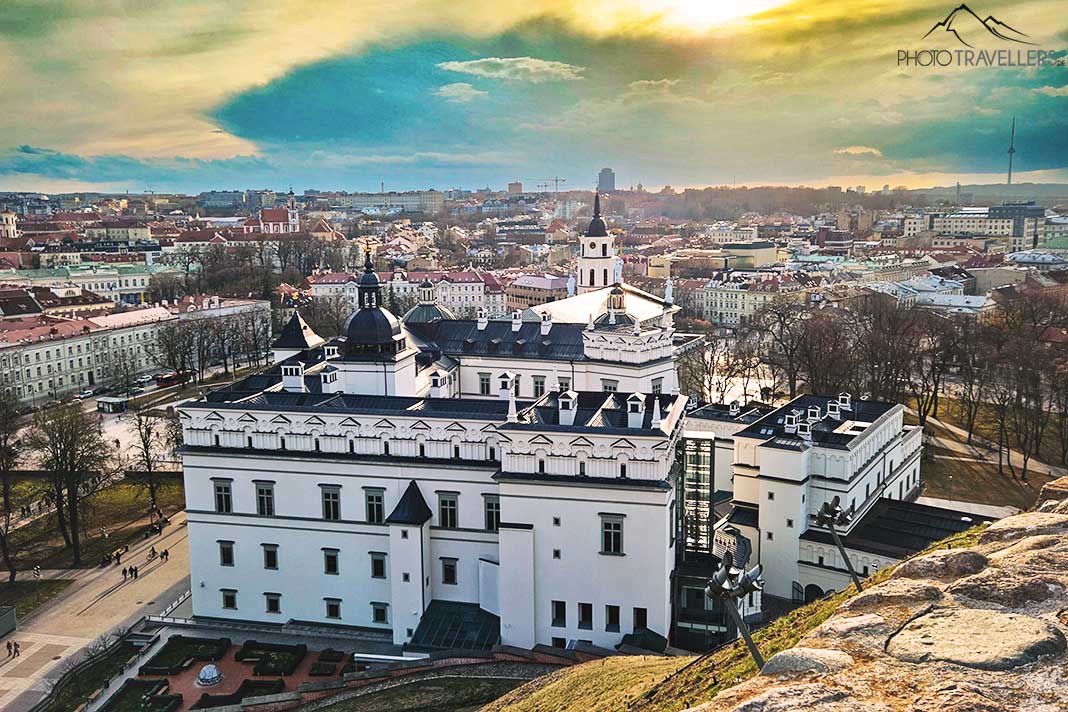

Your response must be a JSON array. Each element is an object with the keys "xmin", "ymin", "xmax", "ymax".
[
  {"xmin": 507, "ymin": 181, "xmax": 523, "ymax": 194},
  {"xmin": 597, "ymin": 167, "xmax": 616, "ymax": 193}
]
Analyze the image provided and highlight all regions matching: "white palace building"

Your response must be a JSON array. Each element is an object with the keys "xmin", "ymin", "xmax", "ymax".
[{"xmin": 180, "ymin": 198, "xmax": 982, "ymax": 652}]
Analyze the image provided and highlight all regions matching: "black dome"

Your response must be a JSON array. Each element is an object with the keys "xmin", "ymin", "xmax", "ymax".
[
  {"xmin": 585, "ymin": 192, "xmax": 608, "ymax": 238},
  {"xmin": 403, "ymin": 302, "xmax": 456, "ymax": 325},
  {"xmin": 343, "ymin": 307, "xmax": 402, "ymax": 345}
]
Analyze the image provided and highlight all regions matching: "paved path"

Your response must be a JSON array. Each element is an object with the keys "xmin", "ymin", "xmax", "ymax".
[
  {"xmin": 0, "ymin": 512, "xmax": 191, "ymax": 712},
  {"xmin": 913, "ymin": 409, "xmax": 1068, "ymax": 480}
]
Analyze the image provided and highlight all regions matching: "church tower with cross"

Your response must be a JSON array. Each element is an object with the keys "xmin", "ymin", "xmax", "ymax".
[{"xmin": 577, "ymin": 193, "xmax": 622, "ymax": 294}]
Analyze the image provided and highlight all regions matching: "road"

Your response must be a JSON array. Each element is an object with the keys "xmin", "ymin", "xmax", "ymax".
[{"xmin": 0, "ymin": 512, "xmax": 191, "ymax": 712}]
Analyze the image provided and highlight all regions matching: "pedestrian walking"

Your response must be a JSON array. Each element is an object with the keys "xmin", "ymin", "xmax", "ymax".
[
  {"xmin": 13, "ymin": 642, "xmax": 19, "ymax": 657},
  {"xmin": 122, "ymin": 567, "xmax": 128, "ymax": 581},
  {"xmin": 115, "ymin": 552, "xmax": 122, "ymax": 565},
  {"xmin": 132, "ymin": 566, "xmax": 138, "ymax": 579},
  {"xmin": 6, "ymin": 640, "xmax": 11, "ymax": 656}
]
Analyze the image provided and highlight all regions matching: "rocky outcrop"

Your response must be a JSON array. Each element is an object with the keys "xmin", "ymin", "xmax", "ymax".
[{"xmin": 686, "ymin": 477, "xmax": 1068, "ymax": 712}]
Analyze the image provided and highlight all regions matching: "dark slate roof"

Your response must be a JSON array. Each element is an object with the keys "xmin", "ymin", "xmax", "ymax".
[
  {"xmin": 800, "ymin": 498, "xmax": 993, "ymax": 559},
  {"xmin": 504, "ymin": 391, "xmax": 680, "ymax": 434},
  {"xmin": 408, "ymin": 600, "xmax": 500, "ymax": 651},
  {"xmin": 202, "ymin": 386, "xmax": 524, "ymax": 419},
  {"xmin": 727, "ymin": 503, "xmax": 759, "ymax": 528},
  {"xmin": 688, "ymin": 402, "xmax": 775, "ymax": 425},
  {"xmin": 272, "ymin": 312, "xmax": 321, "ymax": 350},
  {"xmin": 406, "ymin": 319, "xmax": 587, "ymax": 361},
  {"xmin": 342, "ymin": 304, "xmax": 403, "ymax": 346},
  {"xmin": 386, "ymin": 480, "xmax": 433, "ymax": 525},
  {"xmin": 736, "ymin": 394, "xmax": 896, "ymax": 450}
]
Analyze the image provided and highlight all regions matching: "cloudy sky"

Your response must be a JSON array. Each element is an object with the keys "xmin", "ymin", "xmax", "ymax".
[{"xmin": 1, "ymin": 0, "xmax": 1066, "ymax": 193}]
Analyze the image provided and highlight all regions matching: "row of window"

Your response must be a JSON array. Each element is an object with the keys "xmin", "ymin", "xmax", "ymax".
[
  {"xmin": 550, "ymin": 601, "xmax": 646, "ymax": 633},
  {"xmin": 218, "ymin": 589, "xmax": 376, "ymax": 622},
  {"xmin": 212, "ymin": 480, "xmax": 502, "ymax": 532}
]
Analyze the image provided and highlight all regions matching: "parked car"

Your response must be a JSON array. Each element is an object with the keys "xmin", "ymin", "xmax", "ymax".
[{"xmin": 76, "ymin": 390, "xmax": 95, "ymax": 400}]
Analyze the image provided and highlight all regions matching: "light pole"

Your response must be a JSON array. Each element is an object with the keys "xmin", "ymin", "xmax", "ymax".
[
  {"xmin": 814, "ymin": 496, "xmax": 863, "ymax": 593},
  {"xmin": 33, "ymin": 564, "xmax": 41, "ymax": 604},
  {"xmin": 706, "ymin": 551, "xmax": 766, "ymax": 669}
]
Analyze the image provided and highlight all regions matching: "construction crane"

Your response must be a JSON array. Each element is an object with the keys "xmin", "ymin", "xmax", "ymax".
[{"xmin": 530, "ymin": 177, "xmax": 567, "ymax": 194}]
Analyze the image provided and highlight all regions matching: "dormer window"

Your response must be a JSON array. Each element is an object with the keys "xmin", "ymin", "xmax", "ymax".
[
  {"xmin": 629, "ymin": 402, "xmax": 640, "ymax": 414},
  {"xmin": 784, "ymin": 413, "xmax": 797, "ymax": 427},
  {"xmin": 325, "ymin": 345, "xmax": 338, "ymax": 358},
  {"xmin": 808, "ymin": 405, "xmax": 821, "ymax": 420},
  {"xmin": 282, "ymin": 365, "xmax": 301, "ymax": 376}
]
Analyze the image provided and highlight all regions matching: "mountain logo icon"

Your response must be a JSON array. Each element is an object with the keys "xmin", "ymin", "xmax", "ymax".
[{"xmin": 922, "ymin": 4, "xmax": 1037, "ymax": 48}]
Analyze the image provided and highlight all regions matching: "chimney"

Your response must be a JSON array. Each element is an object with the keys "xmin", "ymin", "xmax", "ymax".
[
  {"xmin": 430, "ymin": 371, "xmax": 448, "ymax": 398},
  {"xmin": 784, "ymin": 412, "xmax": 798, "ymax": 433},
  {"xmin": 476, "ymin": 307, "xmax": 488, "ymax": 330},
  {"xmin": 511, "ymin": 309, "xmax": 522, "ymax": 333},
  {"xmin": 627, "ymin": 393, "xmax": 646, "ymax": 429},
  {"xmin": 498, "ymin": 372, "xmax": 513, "ymax": 400},
  {"xmin": 540, "ymin": 311, "xmax": 552, "ymax": 335},
  {"xmin": 558, "ymin": 391, "xmax": 577, "ymax": 426},
  {"xmin": 729, "ymin": 402, "xmax": 740, "ymax": 417},
  {"xmin": 281, "ymin": 363, "xmax": 305, "ymax": 392}
]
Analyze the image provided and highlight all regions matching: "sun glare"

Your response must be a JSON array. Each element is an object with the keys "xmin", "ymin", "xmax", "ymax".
[{"xmin": 643, "ymin": 0, "xmax": 793, "ymax": 30}]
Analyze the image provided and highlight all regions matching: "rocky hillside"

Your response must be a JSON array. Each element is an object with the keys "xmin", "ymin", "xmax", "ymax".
[{"xmin": 485, "ymin": 478, "xmax": 1068, "ymax": 712}]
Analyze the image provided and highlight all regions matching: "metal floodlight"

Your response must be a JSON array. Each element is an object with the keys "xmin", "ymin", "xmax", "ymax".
[
  {"xmin": 813, "ymin": 496, "xmax": 862, "ymax": 592},
  {"xmin": 706, "ymin": 552, "xmax": 766, "ymax": 669}
]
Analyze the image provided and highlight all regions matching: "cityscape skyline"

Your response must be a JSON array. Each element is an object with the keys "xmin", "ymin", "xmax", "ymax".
[{"xmin": 1, "ymin": 0, "xmax": 1066, "ymax": 194}]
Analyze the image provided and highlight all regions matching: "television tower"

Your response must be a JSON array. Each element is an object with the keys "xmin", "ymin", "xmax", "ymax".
[{"xmin": 1007, "ymin": 116, "xmax": 1016, "ymax": 185}]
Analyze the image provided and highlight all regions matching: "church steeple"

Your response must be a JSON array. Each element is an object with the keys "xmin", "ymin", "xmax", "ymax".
[
  {"xmin": 357, "ymin": 245, "xmax": 381, "ymax": 309},
  {"xmin": 577, "ymin": 191, "xmax": 618, "ymax": 294}
]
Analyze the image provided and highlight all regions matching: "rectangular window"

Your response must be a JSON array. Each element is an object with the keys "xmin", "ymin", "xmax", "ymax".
[
  {"xmin": 605, "ymin": 605, "xmax": 620, "ymax": 632},
  {"xmin": 438, "ymin": 493, "xmax": 458, "ymax": 529},
  {"xmin": 365, "ymin": 489, "xmax": 385, "ymax": 524},
  {"xmin": 262, "ymin": 544, "xmax": 278, "ymax": 570},
  {"xmin": 372, "ymin": 603, "xmax": 389, "ymax": 625},
  {"xmin": 651, "ymin": 377, "xmax": 663, "ymax": 395},
  {"xmin": 559, "ymin": 377, "xmax": 571, "ymax": 391},
  {"xmin": 370, "ymin": 552, "xmax": 387, "ymax": 579},
  {"xmin": 601, "ymin": 516, "xmax": 624, "ymax": 555},
  {"xmin": 601, "ymin": 379, "xmax": 618, "ymax": 393},
  {"xmin": 513, "ymin": 375, "xmax": 521, "ymax": 397},
  {"xmin": 441, "ymin": 558, "xmax": 458, "ymax": 585},
  {"xmin": 551, "ymin": 600, "xmax": 566, "ymax": 627},
  {"xmin": 578, "ymin": 602, "xmax": 593, "ymax": 630},
  {"xmin": 484, "ymin": 496, "xmax": 500, "ymax": 532},
  {"xmin": 264, "ymin": 592, "xmax": 281, "ymax": 614},
  {"xmin": 479, "ymin": 372, "xmax": 491, "ymax": 396},
  {"xmin": 218, "ymin": 541, "xmax": 234, "ymax": 567},
  {"xmin": 221, "ymin": 589, "xmax": 237, "ymax": 610},
  {"xmin": 256, "ymin": 483, "xmax": 275, "ymax": 516},
  {"xmin": 325, "ymin": 598, "xmax": 341, "ymax": 620},
  {"xmin": 533, "ymin": 376, "xmax": 546, "ymax": 398},
  {"xmin": 323, "ymin": 549, "xmax": 339, "ymax": 575},
  {"xmin": 633, "ymin": 607, "xmax": 648, "ymax": 631},
  {"xmin": 322, "ymin": 487, "xmax": 341, "ymax": 520},
  {"xmin": 213, "ymin": 481, "xmax": 232, "ymax": 513}
]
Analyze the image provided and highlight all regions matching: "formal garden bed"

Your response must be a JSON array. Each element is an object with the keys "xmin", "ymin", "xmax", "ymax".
[
  {"xmin": 100, "ymin": 678, "xmax": 182, "ymax": 712},
  {"xmin": 189, "ymin": 678, "xmax": 285, "ymax": 710},
  {"xmin": 234, "ymin": 640, "xmax": 307, "ymax": 676},
  {"xmin": 140, "ymin": 636, "xmax": 231, "ymax": 676}
]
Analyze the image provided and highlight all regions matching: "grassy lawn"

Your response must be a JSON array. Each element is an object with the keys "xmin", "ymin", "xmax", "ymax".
[
  {"xmin": 932, "ymin": 397, "xmax": 1066, "ymax": 470},
  {"xmin": 920, "ymin": 444, "xmax": 1051, "ymax": 511},
  {"xmin": 11, "ymin": 479, "xmax": 184, "ymax": 570},
  {"xmin": 484, "ymin": 527, "xmax": 987, "ymax": 712},
  {"xmin": 321, "ymin": 677, "xmax": 527, "ymax": 712},
  {"xmin": 0, "ymin": 579, "xmax": 74, "ymax": 622},
  {"xmin": 42, "ymin": 641, "xmax": 140, "ymax": 712}
]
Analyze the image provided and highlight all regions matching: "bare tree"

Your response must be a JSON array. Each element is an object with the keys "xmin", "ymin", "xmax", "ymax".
[
  {"xmin": 128, "ymin": 407, "xmax": 172, "ymax": 509},
  {"xmin": 25, "ymin": 404, "xmax": 115, "ymax": 565},
  {"xmin": 0, "ymin": 390, "xmax": 24, "ymax": 583},
  {"xmin": 751, "ymin": 296, "xmax": 808, "ymax": 399}
]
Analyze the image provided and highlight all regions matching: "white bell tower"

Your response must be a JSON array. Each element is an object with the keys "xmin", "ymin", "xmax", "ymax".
[{"xmin": 577, "ymin": 193, "xmax": 620, "ymax": 294}]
